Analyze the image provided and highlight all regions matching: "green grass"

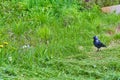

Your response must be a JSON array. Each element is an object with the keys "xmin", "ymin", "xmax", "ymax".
[{"xmin": 0, "ymin": 0, "xmax": 120, "ymax": 80}]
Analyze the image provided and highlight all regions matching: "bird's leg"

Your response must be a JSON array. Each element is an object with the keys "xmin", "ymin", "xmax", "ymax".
[{"xmin": 97, "ymin": 48, "xmax": 99, "ymax": 52}]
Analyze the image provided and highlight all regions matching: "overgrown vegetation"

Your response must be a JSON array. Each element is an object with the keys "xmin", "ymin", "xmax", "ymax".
[
  {"xmin": 0, "ymin": 0, "xmax": 120, "ymax": 80},
  {"xmin": 83, "ymin": 0, "xmax": 120, "ymax": 7}
]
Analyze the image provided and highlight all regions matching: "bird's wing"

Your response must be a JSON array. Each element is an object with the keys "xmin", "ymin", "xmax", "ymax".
[{"xmin": 98, "ymin": 41, "xmax": 106, "ymax": 47}]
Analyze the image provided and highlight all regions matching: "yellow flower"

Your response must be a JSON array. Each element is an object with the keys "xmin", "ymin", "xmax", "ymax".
[
  {"xmin": 0, "ymin": 45, "xmax": 3, "ymax": 48},
  {"xmin": 3, "ymin": 42, "xmax": 8, "ymax": 45}
]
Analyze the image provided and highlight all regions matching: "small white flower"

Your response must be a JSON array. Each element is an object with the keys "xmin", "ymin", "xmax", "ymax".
[
  {"xmin": 8, "ymin": 56, "xmax": 12, "ymax": 62},
  {"xmin": 22, "ymin": 44, "xmax": 30, "ymax": 49},
  {"xmin": 93, "ymin": 64, "xmax": 97, "ymax": 68}
]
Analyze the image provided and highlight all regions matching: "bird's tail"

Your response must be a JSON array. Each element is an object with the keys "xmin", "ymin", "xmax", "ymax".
[{"xmin": 102, "ymin": 44, "xmax": 106, "ymax": 47}]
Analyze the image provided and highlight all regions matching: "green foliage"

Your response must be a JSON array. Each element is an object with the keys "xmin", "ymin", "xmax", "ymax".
[
  {"xmin": 0, "ymin": 0, "xmax": 120, "ymax": 80},
  {"xmin": 36, "ymin": 26, "xmax": 51, "ymax": 41},
  {"xmin": 114, "ymin": 33, "xmax": 120, "ymax": 40},
  {"xmin": 82, "ymin": 0, "xmax": 120, "ymax": 7}
]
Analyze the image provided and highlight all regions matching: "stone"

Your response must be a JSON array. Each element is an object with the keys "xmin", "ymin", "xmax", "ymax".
[{"xmin": 101, "ymin": 5, "xmax": 120, "ymax": 14}]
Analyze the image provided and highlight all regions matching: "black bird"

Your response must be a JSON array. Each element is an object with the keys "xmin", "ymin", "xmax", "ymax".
[{"xmin": 93, "ymin": 36, "xmax": 106, "ymax": 51}]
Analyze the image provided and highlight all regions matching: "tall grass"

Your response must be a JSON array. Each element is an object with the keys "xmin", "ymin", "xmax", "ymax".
[{"xmin": 0, "ymin": 0, "xmax": 120, "ymax": 79}]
